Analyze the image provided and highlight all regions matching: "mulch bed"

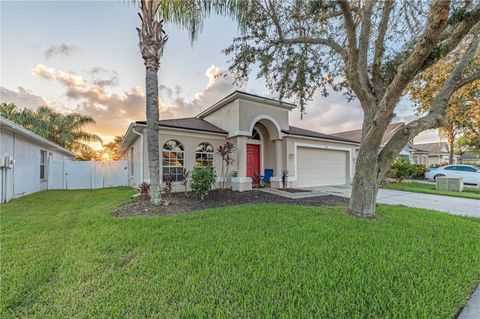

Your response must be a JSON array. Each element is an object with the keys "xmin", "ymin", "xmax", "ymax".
[
  {"xmin": 280, "ymin": 188, "xmax": 312, "ymax": 193},
  {"xmin": 113, "ymin": 189, "xmax": 348, "ymax": 217}
]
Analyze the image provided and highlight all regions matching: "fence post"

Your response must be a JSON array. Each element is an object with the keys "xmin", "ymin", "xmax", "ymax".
[{"xmin": 64, "ymin": 159, "xmax": 68, "ymax": 190}]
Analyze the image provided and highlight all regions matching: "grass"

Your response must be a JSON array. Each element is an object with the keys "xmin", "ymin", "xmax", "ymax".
[
  {"xmin": 1, "ymin": 188, "xmax": 480, "ymax": 318},
  {"xmin": 387, "ymin": 181, "xmax": 480, "ymax": 200}
]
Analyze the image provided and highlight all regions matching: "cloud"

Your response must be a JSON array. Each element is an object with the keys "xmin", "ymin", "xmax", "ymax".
[
  {"xmin": 85, "ymin": 67, "xmax": 119, "ymax": 87},
  {"xmin": 0, "ymin": 86, "xmax": 48, "ymax": 109},
  {"xmin": 43, "ymin": 44, "xmax": 79, "ymax": 59},
  {"xmin": 290, "ymin": 90, "xmax": 364, "ymax": 134},
  {"xmin": 29, "ymin": 63, "xmax": 239, "ymax": 137},
  {"xmin": 32, "ymin": 63, "xmax": 85, "ymax": 87}
]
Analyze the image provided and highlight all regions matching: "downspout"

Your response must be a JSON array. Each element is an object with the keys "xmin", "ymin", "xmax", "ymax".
[{"xmin": 131, "ymin": 127, "xmax": 144, "ymax": 182}]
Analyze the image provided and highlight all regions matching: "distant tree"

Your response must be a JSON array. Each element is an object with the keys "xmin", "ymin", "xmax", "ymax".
[
  {"xmin": 408, "ymin": 39, "xmax": 480, "ymax": 164},
  {"xmin": 102, "ymin": 136, "xmax": 124, "ymax": 160},
  {"xmin": 0, "ymin": 103, "xmax": 102, "ymax": 154},
  {"xmin": 224, "ymin": 0, "xmax": 480, "ymax": 217}
]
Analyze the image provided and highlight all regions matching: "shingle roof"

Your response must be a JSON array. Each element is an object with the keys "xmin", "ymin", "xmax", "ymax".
[
  {"xmin": 461, "ymin": 151, "xmax": 480, "ymax": 160},
  {"xmin": 135, "ymin": 118, "xmax": 227, "ymax": 134},
  {"xmin": 331, "ymin": 122, "xmax": 405, "ymax": 145},
  {"xmin": 283, "ymin": 126, "xmax": 359, "ymax": 144},
  {"xmin": 413, "ymin": 142, "xmax": 448, "ymax": 154}
]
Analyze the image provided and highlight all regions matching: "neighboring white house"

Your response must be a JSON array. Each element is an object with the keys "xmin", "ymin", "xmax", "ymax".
[
  {"xmin": 0, "ymin": 116, "xmax": 75, "ymax": 203},
  {"xmin": 412, "ymin": 142, "xmax": 459, "ymax": 166},
  {"xmin": 119, "ymin": 91, "xmax": 360, "ymax": 191},
  {"xmin": 331, "ymin": 122, "xmax": 415, "ymax": 162}
]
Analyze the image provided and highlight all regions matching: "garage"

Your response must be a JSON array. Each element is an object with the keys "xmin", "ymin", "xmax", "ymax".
[{"xmin": 296, "ymin": 147, "xmax": 349, "ymax": 187}]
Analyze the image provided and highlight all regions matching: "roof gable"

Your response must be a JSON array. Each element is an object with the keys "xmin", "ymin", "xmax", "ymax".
[
  {"xmin": 196, "ymin": 90, "xmax": 296, "ymax": 119},
  {"xmin": 331, "ymin": 122, "xmax": 405, "ymax": 145},
  {"xmin": 413, "ymin": 142, "xmax": 449, "ymax": 154}
]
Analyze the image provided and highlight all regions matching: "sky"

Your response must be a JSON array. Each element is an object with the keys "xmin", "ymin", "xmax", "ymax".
[{"xmin": 0, "ymin": 0, "xmax": 441, "ymax": 148}]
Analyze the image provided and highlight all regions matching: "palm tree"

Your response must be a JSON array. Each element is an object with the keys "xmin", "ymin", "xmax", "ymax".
[{"xmin": 135, "ymin": 0, "xmax": 245, "ymax": 205}]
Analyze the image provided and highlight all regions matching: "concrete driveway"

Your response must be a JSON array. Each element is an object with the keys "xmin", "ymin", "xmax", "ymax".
[{"xmin": 308, "ymin": 185, "xmax": 480, "ymax": 218}]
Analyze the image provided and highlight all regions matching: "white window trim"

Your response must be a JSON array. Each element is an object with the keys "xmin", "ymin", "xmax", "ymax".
[
  {"xmin": 162, "ymin": 140, "xmax": 185, "ymax": 182},
  {"xmin": 195, "ymin": 142, "xmax": 215, "ymax": 168}
]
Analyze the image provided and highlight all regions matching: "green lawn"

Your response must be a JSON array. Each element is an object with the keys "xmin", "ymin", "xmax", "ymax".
[
  {"xmin": 387, "ymin": 182, "xmax": 480, "ymax": 200},
  {"xmin": 1, "ymin": 188, "xmax": 479, "ymax": 318}
]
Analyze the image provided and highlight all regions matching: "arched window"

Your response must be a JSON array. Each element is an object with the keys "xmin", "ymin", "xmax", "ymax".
[
  {"xmin": 195, "ymin": 142, "xmax": 214, "ymax": 167},
  {"xmin": 162, "ymin": 140, "xmax": 184, "ymax": 182},
  {"xmin": 249, "ymin": 128, "xmax": 261, "ymax": 140}
]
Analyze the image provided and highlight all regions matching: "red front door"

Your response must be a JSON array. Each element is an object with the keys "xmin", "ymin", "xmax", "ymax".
[{"xmin": 246, "ymin": 144, "xmax": 260, "ymax": 183}]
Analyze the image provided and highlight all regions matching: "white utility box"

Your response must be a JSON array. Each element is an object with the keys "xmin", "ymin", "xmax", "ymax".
[{"xmin": 436, "ymin": 176, "xmax": 464, "ymax": 192}]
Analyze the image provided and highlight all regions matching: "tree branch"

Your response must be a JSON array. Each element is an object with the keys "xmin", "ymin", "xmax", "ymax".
[
  {"xmin": 357, "ymin": 0, "xmax": 374, "ymax": 93},
  {"xmin": 377, "ymin": 35, "xmax": 479, "ymax": 176},
  {"xmin": 372, "ymin": 1, "xmax": 394, "ymax": 97},
  {"xmin": 271, "ymin": 37, "xmax": 347, "ymax": 59},
  {"xmin": 375, "ymin": 0, "xmax": 452, "ymax": 124}
]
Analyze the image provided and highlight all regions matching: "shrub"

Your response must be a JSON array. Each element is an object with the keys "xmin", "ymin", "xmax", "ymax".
[
  {"xmin": 389, "ymin": 158, "xmax": 417, "ymax": 182},
  {"xmin": 413, "ymin": 164, "xmax": 428, "ymax": 179},
  {"xmin": 281, "ymin": 169, "xmax": 289, "ymax": 189},
  {"xmin": 136, "ymin": 182, "xmax": 150, "ymax": 200},
  {"xmin": 216, "ymin": 142, "xmax": 236, "ymax": 190},
  {"xmin": 181, "ymin": 169, "xmax": 191, "ymax": 195},
  {"xmin": 190, "ymin": 166, "xmax": 216, "ymax": 200},
  {"xmin": 163, "ymin": 172, "xmax": 175, "ymax": 198}
]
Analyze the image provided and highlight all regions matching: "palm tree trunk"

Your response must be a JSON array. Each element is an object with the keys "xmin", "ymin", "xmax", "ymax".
[
  {"xmin": 145, "ymin": 66, "xmax": 162, "ymax": 205},
  {"xmin": 448, "ymin": 129, "xmax": 455, "ymax": 164}
]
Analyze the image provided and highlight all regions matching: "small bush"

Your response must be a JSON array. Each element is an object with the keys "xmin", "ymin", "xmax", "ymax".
[
  {"xmin": 190, "ymin": 166, "xmax": 216, "ymax": 200},
  {"xmin": 163, "ymin": 172, "xmax": 175, "ymax": 198},
  {"xmin": 181, "ymin": 169, "xmax": 191, "ymax": 195},
  {"xmin": 389, "ymin": 159, "xmax": 427, "ymax": 181},
  {"xmin": 281, "ymin": 169, "xmax": 289, "ymax": 189},
  {"xmin": 136, "ymin": 182, "xmax": 150, "ymax": 200}
]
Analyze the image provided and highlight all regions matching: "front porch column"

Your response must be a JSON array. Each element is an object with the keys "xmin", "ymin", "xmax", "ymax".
[
  {"xmin": 231, "ymin": 136, "xmax": 252, "ymax": 191},
  {"xmin": 270, "ymin": 139, "xmax": 283, "ymax": 188},
  {"xmin": 237, "ymin": 136, "xmax": 247, "ymax": 178}
]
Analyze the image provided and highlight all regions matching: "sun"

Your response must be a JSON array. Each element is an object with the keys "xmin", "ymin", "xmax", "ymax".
[{"xmin": 102, "ymin": 153, "xmax": 110, "ymax": 160}]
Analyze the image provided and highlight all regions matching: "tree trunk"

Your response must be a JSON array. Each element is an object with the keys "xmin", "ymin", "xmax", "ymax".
[
  {"xmin": 349, "ymin": 147, "xmax": 381, "ymax": 217},
  {"xmin": 447, "ymin": 129, "xmax": 455, "ymax": 164},
  {"xmin": 145, "ymin": 67, "xmax": 162, "ymax": 205},
  {"xmin": 348, "ymin": 121, "xmax": 386, "ymax": 218}
]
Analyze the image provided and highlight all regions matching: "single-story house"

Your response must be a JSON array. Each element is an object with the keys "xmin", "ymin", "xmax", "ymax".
[
  {"xmin": 0, "ymin": 116, "xmax": 75, "ymax": 203},
  {"xmin": 120, "ymin": 91, "xmax": 360, "ymax": 191},
  {"xmin": 331, "ymin": 122, "xmax": 415, "ymax": 161},
  {"xmin": 412, "ymin": 142, "xmax": 459, "ymax": 166},
  {"xmin": 459, "ymin": 151, "xmax": 480, "ymax": 165}
]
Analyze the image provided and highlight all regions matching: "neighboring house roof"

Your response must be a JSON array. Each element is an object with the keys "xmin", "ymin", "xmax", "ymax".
[
  {"xmin": 413, "ymin": 142, "xmax": 449, "ymax": 154},
  {"xmin": 283, "ymin": 126, "xmax": 359, "ymax": 144},
  {"xmin": 197, "ymin": 90, "xmax": 296, "ymax": 118},
  {"xmin": 135, "ymin": 117, "xmax": 228, "ymax": 134},
  {"xmin": 331, "ymin": 122, "xmax": 405, "ymax": 145},
  {"xmin": 461, "ymin": 151, "xmax": 480, "ymax": 160},
  {"xmin": 0, "ymin": 116, "xmax": 76, "ymax": 157}
]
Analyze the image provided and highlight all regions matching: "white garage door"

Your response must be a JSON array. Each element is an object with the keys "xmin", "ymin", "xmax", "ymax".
[{"xmin": 296, "ymin": 147, "xmax": 348, "ymax": 187}]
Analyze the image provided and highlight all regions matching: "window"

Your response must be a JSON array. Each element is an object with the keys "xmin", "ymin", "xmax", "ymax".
[
  {"xmin": 249, "ymin": 128, "xmax": 261, "ymax": 140},
  {"xmin": 444, "ymin": 166, "xmax": 458, "ymax": 171},
  {"xmin": 457, "ymin": 166, "xmax": 477, "ymax": 172},
  {"xmin": 40, "ymin": 150, "xmax": 47, "ymax": 180},
  {"xmin": 162, "ymin": 140, "xmax": 184, "ymax": 182},
  {"xmin": 130, "ymin": 147, "xmax": 134, "ymax": 177},
  {"xmin": 195, "ymin": 143, "xmax": 214, "ymax": 167}
]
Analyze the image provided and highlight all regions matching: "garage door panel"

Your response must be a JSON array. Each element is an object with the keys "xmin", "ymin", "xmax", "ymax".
[{"xmin": 297, "ymin": 147, "xmax": 347, "ymax": 187}]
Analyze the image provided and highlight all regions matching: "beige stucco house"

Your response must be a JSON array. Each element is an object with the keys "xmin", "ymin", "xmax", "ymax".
[
  {"xmin": 332, "ymin": 122, "xmax": 415, "ymax": 162},
  {"xmin": 412, "ymin": 142, "xmax": 459, "ymax": 166},
  {"xmin": 120, "ymin": 91, "xmax": 359, "ymax": 191}
]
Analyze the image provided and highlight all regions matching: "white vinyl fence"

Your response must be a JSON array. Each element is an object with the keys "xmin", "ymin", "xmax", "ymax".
[{"xmin": 48, "ymin": 160, "xmax": 129, "ymax": 190}]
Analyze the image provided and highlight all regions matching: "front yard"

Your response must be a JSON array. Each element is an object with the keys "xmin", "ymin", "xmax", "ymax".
[
  {"xmin": 1, "ymin": 188, "xmax": 479, "ymax": 318},
  {"xmin": 387, "ymin": 181, "xmax": 480, "ymax": 200}
]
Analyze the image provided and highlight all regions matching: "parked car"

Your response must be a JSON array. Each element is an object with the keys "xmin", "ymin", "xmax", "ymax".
[{"xmin": 425, "ymin": 165, "xmax": 480, "ymax": 185}]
